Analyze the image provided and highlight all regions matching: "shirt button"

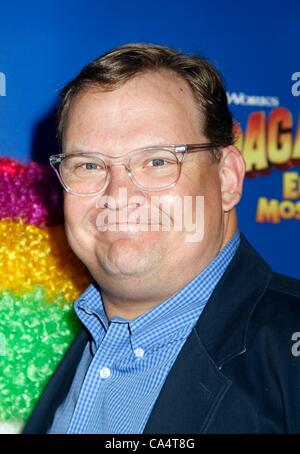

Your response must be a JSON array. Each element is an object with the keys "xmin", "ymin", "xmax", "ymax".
[
  {"xmin": 134, "ymin": 347, "xmax": 145, "ymax": 358},
  {"xmin": 99, "ymin": 367, "xmax": 111, "ymax": 379},
  {"xmin": 84, "ymin": 308, "xmax": 93, "ymax": 315}
]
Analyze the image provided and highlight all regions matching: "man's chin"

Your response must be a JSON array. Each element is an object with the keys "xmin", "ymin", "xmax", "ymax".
[{"xmin": 99, "ymin": 238, "xmax": 158, "ymax": 278}]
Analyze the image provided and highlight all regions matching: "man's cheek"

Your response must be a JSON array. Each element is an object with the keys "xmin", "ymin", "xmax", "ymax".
[
  {"xmin": 64, "ymin": 198, "xmax": 85, "ymax": 228},
  {"xmin": 65, "ymin": 221, "xmax": 85, "ymax": 252}
]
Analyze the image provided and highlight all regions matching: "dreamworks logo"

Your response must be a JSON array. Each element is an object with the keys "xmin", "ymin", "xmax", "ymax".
[
  {"xmin": 0, "ymin": 72, "xmax": 6, "ymax": 96},
  {"xmin": 227, "ymin": 91, "xmax": 279, "ymax": 107}
]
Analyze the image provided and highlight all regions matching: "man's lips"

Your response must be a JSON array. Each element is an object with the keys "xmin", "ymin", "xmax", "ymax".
[
  {"xmin": 94, "ymin": 207, "xmax": 173, "ymax": 232},
  {"xmin": 95, "ymin": 222, "xmax": 162, "ymax": 232}
]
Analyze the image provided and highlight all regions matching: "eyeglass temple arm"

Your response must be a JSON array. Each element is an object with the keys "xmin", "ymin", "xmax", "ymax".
[{"xmin": 184, "ymin": 143, "xmax": 218, "ymax": 153}]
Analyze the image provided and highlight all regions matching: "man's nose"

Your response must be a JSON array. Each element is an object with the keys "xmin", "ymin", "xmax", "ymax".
[{"xmin": 97, "ymin": 164, "xmax": 146, "ymax": 210}]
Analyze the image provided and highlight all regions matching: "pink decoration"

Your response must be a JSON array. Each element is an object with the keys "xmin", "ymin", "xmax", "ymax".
[{"xmin": 0, "ymin": 158, "xmax": 63, "ymax": 227}]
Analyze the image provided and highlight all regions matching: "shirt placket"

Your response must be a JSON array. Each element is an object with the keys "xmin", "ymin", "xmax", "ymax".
[{"xmin": 67, "ymin": 321, "xmax": 129, "ymax": 433}]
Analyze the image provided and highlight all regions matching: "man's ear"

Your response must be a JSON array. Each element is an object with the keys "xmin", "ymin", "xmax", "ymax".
[{"xmin": 218, "ymin": 146, "xmax": 245, "ymax": 212}]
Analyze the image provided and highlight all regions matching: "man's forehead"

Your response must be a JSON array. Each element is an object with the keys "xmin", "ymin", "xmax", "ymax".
[
  {"xmin": 63, "ymin": 70, "xmax": 204, "ymax": 152},
  {"xmin": 69, "ymin": 69, "xmax": 198, "ymax": 114}
]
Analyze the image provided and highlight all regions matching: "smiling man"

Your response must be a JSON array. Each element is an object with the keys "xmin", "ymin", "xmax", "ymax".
[{"xmin": 24, "ymin": 43, "xmax": 300, "ymax": 434}]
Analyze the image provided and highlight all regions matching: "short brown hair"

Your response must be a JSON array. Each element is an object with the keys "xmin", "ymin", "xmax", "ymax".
[{"xmin": 57, "ymin": 43, "xmax": 234, "ymax": 160}]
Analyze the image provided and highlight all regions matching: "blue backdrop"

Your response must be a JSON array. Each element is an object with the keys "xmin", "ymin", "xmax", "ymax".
[{"xmin": 0, "ymin": 0, "xmax": 299, "ymax": 278}]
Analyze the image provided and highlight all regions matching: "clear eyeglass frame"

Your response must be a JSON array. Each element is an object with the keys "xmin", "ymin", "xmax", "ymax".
[{"xmin": 49, "ymin": 143, "xmax": 218, "ymax": 196}]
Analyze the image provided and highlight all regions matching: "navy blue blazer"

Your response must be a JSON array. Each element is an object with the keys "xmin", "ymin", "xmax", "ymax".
[{"xmin": 24, "ymin": 234, "xmax": 300, "ymax": 433}]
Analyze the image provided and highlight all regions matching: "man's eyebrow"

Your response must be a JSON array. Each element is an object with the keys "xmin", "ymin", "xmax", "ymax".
[
  {"xmin": 65, "ymin": 143, "xmax": 162, "ymax": 154},
  {"xmin": 65, "ymin": 148, "xmax": 102, "ymax": 154}
]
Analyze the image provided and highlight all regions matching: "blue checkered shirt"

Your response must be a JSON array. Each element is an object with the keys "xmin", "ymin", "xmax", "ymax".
[{"xmin": 49, "ymin": 230, "xmax": 240, "ymax": 434}]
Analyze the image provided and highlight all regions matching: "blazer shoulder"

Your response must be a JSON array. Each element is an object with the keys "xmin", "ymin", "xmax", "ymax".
[
  {"xmin": 250, "ymin": 271, "xmax": 300, "ymax": 334},
  {"xmin": 268, "ymin": 272, "xmax": 300, "ymax": 300}
]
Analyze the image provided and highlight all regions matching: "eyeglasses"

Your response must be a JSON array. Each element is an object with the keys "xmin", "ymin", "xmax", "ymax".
[{"xmin": 49, "ymin": 143, "xmax": 218, "ymax": 196}]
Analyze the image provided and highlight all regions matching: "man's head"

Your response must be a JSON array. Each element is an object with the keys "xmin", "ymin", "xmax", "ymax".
[{"xmin": 54, "ymin": 43, "xmax": 245, "ymax": 316}]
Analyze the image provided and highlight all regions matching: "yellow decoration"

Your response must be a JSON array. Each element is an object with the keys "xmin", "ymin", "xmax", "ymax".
[{"xmin": 0, "ymin": 220, "xmax": 91, "ymax": 301}]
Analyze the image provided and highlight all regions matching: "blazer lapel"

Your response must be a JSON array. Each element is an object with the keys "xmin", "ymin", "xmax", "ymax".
[{"xmin": 143, "ymin": 327, "xmax": 232, "ymax": 434}]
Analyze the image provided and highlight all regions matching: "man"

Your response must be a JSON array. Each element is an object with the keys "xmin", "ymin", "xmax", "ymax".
[{"xmin": 24, "ymin": 43, "xmax": 300, "ymax": 434}]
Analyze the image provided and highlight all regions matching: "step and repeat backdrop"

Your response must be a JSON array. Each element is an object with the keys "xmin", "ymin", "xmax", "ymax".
[{"xmin": 0, "ymin": 0, "xmax": 299, "ymax": 431}]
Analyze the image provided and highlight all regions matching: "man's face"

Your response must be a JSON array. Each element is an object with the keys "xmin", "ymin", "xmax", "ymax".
[{"xmin": 63, "ymin": 70, "xmax": 228, "ymax": 301}]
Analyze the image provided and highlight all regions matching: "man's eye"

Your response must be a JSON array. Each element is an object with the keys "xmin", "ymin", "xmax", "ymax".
[
  {"xmin": 71, "ymin": 161, "xmax": 106, "ymax": 175},
  {"xmin": 81, "ymin": 162, "xmax": 100, "ymax": 170},
  {"xmin": 148, "ymin": 159, "xmax": 167, "ymax": 167}
]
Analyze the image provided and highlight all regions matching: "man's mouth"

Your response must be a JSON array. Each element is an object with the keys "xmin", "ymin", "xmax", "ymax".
[
  {"xmin": 95, "ymin": 221, "xmax": 162, "ymax": 232},
  {"xmin": 94, "ymin": 203, "xmax": 173, "ymax": 233}
]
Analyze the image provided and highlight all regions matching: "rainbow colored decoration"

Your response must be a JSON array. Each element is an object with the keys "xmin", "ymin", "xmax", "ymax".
[{"xmin": 0, "ymin": 158, "xmax": 92, "ymax": 433}]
